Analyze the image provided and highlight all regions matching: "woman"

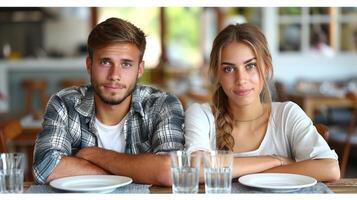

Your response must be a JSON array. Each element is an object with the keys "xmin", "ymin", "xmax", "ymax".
[{"xmin": 185, "ymin": 23, "xmax": 340, "ymax": 181}]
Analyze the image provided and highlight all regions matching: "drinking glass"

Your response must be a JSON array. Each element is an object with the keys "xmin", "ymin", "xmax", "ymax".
[
  {"xmin": 0, "ymin": 153, "xmax": 25, "ymax": 193},
  {"xmin": 170, "ymin": 151, "xmax": 201, "ymax": 194},
  {"xmin": 203, "ymin": 150, "xmax": 233, "ymax": 193}
]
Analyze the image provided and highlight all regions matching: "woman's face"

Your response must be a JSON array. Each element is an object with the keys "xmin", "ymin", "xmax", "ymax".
[{"xmin": 217, "ymin": 42, "xmax": 265, "ymax": 108}]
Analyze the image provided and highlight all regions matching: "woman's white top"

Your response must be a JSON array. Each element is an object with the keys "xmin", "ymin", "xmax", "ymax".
[{"xmin": 184, "ymin": 101, "xmax": 338, "ymax": 161}]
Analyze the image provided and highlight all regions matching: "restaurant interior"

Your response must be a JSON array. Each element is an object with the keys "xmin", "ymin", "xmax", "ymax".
[{"xmin": 1, "ymin": 7, "xmax": 357, "ymax": 184}]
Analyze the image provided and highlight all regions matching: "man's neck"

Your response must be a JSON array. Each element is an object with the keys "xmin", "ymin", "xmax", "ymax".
[{"xmin": 95, "ymin": 95, "xmax": 132, "ymax": 126}]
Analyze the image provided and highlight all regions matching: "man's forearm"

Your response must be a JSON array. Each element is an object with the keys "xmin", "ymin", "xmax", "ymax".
[
  {"xmin": 46, "ymin": 156, "xmax": 109, "ymax": 183},
  {"xmin": 76, "ymin": 147, "xmax": 172, "ymax": 186}
]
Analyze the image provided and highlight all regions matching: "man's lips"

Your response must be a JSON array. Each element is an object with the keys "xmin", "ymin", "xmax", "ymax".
[{"xmin": 103, "ymin": 83, "xmax": 126, "ymax": 90}]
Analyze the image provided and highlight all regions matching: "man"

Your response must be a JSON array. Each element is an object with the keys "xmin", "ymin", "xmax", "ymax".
[{"xmin": 33, "ymin": 17, "xmax": 184, "ymax": 186}]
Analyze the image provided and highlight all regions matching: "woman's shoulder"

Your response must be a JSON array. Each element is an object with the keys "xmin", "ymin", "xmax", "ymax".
[
  {"xmin": 186, "ymin": 102, "xmax": 212, "ymax": 114},
  {"xmin": 271, "ymin": 101, "xmax": 308, "ymax": 122},
  {"xmin": 271, "ymin": 101, "xmax": 303, "ymax": 114},
  {"xmin": 185, "ymin": 103, "xmax": 214, "ymax": 123}
]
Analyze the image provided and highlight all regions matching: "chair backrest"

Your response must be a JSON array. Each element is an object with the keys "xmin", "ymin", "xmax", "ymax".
[
  {"xmin": 21, "ymin": 79, "xmax": 48, "ymax": 118},
  {"xmin": 339, "ymin": 91, "xmax": 357, "ymax": 177},
  {"xmin": 314, "ymin": 123, "xmax": 330, "ymax": 140},
  {"xmin": 274, "ymin": 81, "xmax": 289, "ymax": 102},
  {"xmin": 0, "ymin": 120, "xmax": 23, "ymax": 152},
  {"xmin": 59, "ymin": 79, "xmax": 87, "ymax": 89}
]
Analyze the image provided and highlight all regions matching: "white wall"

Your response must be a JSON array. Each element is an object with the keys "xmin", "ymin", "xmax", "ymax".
[
  {"xmin": 273, "ymin": 54, "xmax": 357, "ymax": 89},
  {"xmin": 43, "ymin": 8, "xmax": 90, "ymax": 57}
]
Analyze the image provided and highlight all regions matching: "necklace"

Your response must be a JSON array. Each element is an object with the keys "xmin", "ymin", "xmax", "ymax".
[{"xmin": 233, "ymin": 108, "xmax": 265, "ymax": 123}]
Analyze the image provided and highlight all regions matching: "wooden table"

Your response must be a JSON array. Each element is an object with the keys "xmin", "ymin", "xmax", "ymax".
[
  {"xmin": 326, "ymin": 178, "xmax": 357, "ymax": 193},
  {"xmin": 24, "ymin": 179, "xmax": 357, "ymax": 193},
  {"xmin": 289, "ymin": 93, "xmax": 353, "ymax": 120}
]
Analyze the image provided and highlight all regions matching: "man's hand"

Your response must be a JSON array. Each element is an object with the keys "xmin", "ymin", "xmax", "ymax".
[{"xmin": 76, "ymin": 147, "xmax": 102, "ymax": 161}]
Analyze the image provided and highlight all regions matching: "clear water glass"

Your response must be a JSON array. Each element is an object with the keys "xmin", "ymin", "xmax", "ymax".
[
  {"xmin": 203, "ymin": 150, "xmax": 233, "ymax": 193},
  {"xmin": 170, "ymin": 151, "xmax": 201, "ymax": 194},
  {"xmin": 0, "ymin": 153, "xmax": 25, "ymax": 193}
]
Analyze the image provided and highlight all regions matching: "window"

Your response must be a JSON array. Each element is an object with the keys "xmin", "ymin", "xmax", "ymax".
[
  {"xmin": 340, "ymin": 7, "xmax": 357, "ymax": 52},
  {"xmin": 165, "ymin": 7, "xmax": 202, "ymax": 68},
  {"xmin": 97, "ymin": 7, "xmax": 161, "ymax": 68},
  {"xmin": 278, "ymin": 7, "xmax": 357, "ymax": 54}
]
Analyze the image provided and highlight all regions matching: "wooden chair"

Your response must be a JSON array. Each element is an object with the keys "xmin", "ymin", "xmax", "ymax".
[
  {"xmin": 22, "ymin": 79, "xmax": 48, "ymax": 120},
  {"xmin": 314, "ymin": 123, "xmax": 330, "ymax": 140},
  {"xmin": 328, "ymin": 91, "xmax": 357, "ymax": 178},
  {"xmin": 59, "ymin": 78, "xmax": 87, "ymax": 89},
  {"xmin": 274, "ymin": 81, "xmax": 289, "ymax": 102},
  {"xmin": 0, "ymin": 119, "xmax": 38, "ymax": 181},
  {"xmin": 177, "ymin": 90, "xmax": 211, "ymax": 110},
  {"xmin": 0, "ymin": 119, "xmax": 23, "ymax": 153}
]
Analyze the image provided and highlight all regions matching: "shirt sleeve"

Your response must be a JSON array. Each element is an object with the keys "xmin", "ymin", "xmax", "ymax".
[
  {"xmin": 285, "ymin": 102, "xmax": 338, "ymax": 162},
  {"xmin": 184, "ymin": 103, "xmax": 212, "ymax": 153},
  {"xmin": 32, "ymin": 95, "xmax": 72, "ymax": 184},
  {"xmin": 151, "ymin": 94, "xmax": 185, "ymax": 153}
]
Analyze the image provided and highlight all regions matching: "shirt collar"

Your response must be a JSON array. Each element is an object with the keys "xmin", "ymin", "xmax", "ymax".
[
  {"xmin": 75, "ymin": 86, "xmax": 95, "ymax": 118},
  {"xmin": 75, "ymin": 85, "xmax": 145, "ymax": 119},
  {"xmin": 131, "ymin": 85, "xmax": 145, "ymax": 117}
]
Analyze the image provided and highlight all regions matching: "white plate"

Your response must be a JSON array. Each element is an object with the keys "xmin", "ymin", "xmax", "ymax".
[
  {"xmin": 238, "ymin": 173, "xmax": 317, "ymax": 191},
  {"xmin": 50, "ymin": 175, "xmax": 133, "ymax": 193}
]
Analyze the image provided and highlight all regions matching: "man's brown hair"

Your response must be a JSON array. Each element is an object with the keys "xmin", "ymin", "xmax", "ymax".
[{"xmin": 87, "ymin": 17, "xmax": 146, "ymax": 61}]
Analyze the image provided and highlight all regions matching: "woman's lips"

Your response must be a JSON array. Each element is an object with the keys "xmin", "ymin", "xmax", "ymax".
[{"xmin": 233, "ymin": 88, "xmax": 253, "ymax": 96}]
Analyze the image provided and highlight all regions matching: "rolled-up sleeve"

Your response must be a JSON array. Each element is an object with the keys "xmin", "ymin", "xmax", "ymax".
[
  {"xmin": 152, "ymin": 94, "xmax": 185, "ymax": 153},
  {"xmin": 33, "ymin": 95, "xmax": 72, "ymax": 184}
]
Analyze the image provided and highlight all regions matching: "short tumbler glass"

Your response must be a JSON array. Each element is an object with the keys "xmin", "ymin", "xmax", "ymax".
[
  {"xmin": 170, "ymin": 151, "xmax": 201, "ymax": 194},
  {"xmin": 203, "ymin": 150, "xmax": 233, "ymax": 193},
  {"xmin": 0, "ymin": 153, "xmax": 25, "ymax": 193}
]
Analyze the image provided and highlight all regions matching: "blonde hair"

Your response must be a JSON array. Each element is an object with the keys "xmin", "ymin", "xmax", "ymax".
[{"xmin": 209, "ymin": 23, "xmax": 273, "ymax": 151}]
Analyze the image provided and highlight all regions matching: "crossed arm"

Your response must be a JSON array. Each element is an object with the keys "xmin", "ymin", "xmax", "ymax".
[
  {"xmin": 230, "ymin": 156, "xmax": 340, "ymax": 182},
  {"xmin": 46, "ymin": 147, "xmax": 172, "ymax": 186}
]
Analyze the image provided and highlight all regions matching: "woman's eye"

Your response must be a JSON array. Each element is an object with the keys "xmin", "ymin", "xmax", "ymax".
[
  {"xmin": 223, "ymin": 66, "xmax": 235, "ymax": 73},
  {"xmin": 246, "ymin": 63, "xmax": 256, "ymax": 71}
]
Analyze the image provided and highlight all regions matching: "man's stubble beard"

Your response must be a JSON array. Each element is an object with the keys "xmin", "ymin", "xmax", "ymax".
[{"xmin": 91, "ymin": 77, "xmax": 138, "ymax": 106}]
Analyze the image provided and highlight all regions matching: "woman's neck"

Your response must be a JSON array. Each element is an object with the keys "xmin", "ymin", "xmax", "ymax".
[{"xmin": 230, "ymin": 100, "xmax": 265, "ymax": 123}]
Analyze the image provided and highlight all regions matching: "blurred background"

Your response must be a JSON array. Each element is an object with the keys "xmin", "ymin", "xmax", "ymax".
[{"xmin": 1, "ymin": 7, "xmax": 357, "ymax": 181}]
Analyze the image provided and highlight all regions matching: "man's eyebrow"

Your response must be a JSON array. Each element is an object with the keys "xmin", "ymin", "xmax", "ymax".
[{"xmin": 121, "ymin": 59, "xmax": 134, "ymax": 62}]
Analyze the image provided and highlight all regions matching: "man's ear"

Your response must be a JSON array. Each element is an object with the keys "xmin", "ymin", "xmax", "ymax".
[
  {"xmin": 86, "ymin": 56, "xmax": 92, "ymax": 75},
  {"xmin": 137, "ymin": 61, "xmax": 145, "ymax": 78}
]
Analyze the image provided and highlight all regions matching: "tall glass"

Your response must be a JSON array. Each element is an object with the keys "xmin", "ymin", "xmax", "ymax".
[
  {"xmin": 170, "ymin": 151, "xmax": 201, "ymax": 194},
  {"xmin": 203, "ymin": 150, "xmax": 233, "ymax": 193},
  {"xmin": 0, "ymin": 153, "xmax": 25, "ymax": 193}
]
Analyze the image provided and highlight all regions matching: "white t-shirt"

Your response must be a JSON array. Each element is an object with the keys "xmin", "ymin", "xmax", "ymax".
[
  {"xmin": 95, "ymin": 116, "xmax": 127, "ymax": 153},
  {"xmin": 184, "ymin": 101, "xmax": 338, "ymax": 161}
]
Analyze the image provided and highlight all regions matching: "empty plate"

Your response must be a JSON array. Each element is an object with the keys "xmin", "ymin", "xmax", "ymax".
[
  {"xmin": 238, "ymin": 173, "xmax": 317, "ymax": 191},
  {"xmin": 50, "ymin": 175, "xmax": 133, "ymax": 193}
]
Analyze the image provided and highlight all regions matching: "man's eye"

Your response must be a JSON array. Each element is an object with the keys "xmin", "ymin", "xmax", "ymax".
[
  {"xmin": 99, "ymin": 60, "xmax": 111, "ymax": 65},
  {"xmin": 223, "ymin": 66, "xmax": 235, "ymax": 73},
  {"xmin": 122, "ymin": 63, "xmax": 132, "ymax": 68}
]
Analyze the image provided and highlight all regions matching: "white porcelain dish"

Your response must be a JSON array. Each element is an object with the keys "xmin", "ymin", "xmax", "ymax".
[
  {"xmin": 50, "ymin": 175, "xmax": 133, "ymax": 193},
  {"xmin": 238, "ymin": 173, "xmax": 317, "ymax": 191}
]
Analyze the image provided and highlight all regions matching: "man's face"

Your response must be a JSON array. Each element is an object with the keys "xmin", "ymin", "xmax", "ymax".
[{"xmin": 86, "ymin": 43, "xmax": 144, "ymax": 105}]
